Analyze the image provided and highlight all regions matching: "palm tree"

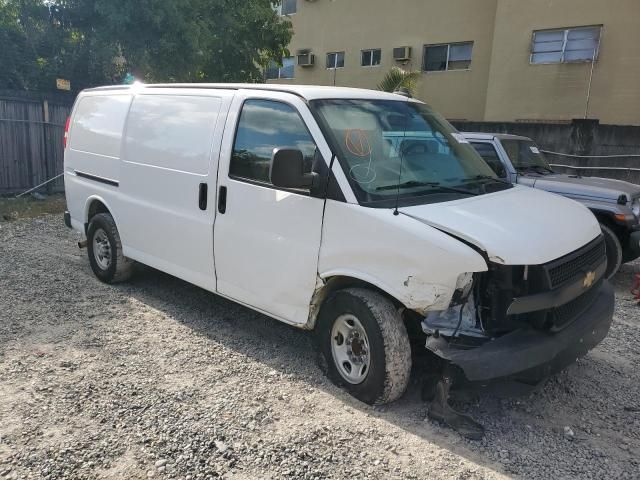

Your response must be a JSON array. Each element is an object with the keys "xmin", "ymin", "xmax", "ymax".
[{"xmin": 377, "ymin": 67, "xmax": 421, "ymax": 97}]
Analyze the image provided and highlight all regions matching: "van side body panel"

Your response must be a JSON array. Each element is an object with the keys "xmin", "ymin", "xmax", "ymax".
[
  {"xmin": 66, "ymin": 93, "xmax": 132, "ymax": 180},
  {"xmin": 115, "ymin": 90, "xmax": 234, "ymax": 292},
  {"xmin": 64, "ymin": 92, "xmax": 133, "ymax": 231},
  {"xmin": 318, "ymin": 201, "xmax": 488, "ymax": 314}
]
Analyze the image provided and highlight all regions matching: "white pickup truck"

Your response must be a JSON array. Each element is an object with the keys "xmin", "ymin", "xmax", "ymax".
[{"xmin": 63, "ymin": 84, "xmax": 613, "ymax": 420}]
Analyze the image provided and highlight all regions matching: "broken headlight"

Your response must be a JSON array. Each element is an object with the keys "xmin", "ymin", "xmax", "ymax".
[
  {"xmin": 422, "ymin": 273, "xmax": 485, "ymax": 341},
  {"xmin": 450, "ymin": 272, "xmax": 474, "ymax": 305}
]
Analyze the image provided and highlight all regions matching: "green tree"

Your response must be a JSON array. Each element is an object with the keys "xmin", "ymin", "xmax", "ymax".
[
  {"xmin": 0, "ymin": 0, "xmax": 292, "ymax": 91},
  {"xmin": 0, "ymin": 1, "xmax": 28, "ymax": 89},
  {"xmin": 377, "ymin": 67, "xmax": 421, "ymax": 97},
  {"xmin": 0, "ymin": 0, "xmax": 69, "ymax": 90}
]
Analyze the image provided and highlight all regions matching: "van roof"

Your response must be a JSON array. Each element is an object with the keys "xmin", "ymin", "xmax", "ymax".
[{"xmin": 83, "ymin": 83, "xmax": 417, "ymax": 102}]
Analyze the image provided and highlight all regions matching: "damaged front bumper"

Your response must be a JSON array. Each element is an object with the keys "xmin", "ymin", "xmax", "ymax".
[{"xmin": 424, "ymin": 281, "xmax": 614, "ymax": 384}]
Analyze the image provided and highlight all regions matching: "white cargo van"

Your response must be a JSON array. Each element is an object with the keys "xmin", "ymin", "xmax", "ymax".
[{"xmin": 64, "ymin": 84, "xmax": 614, "ymax": 408}]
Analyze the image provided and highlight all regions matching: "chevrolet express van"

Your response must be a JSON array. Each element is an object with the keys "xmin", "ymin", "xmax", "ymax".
[{"xmin": 64, "ymin": 84, "xmax": 614, "ymax": 405}]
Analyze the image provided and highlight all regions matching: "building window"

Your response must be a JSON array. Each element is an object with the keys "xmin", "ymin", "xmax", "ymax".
[
  {"xmin": 423, "ymin": 42, "xmax": 473, "ymax": 72},
  {"xmin": 276, "ymin": 0, "xmax": 296, "ymax": 16},
  {"xmin": 361, "ymin": 49, "xmax": 382, "ymax": 67},
  {"xmin": 531, "ymin": 26, "xmax": 601, "ymax": 64},
  {"xmin": 265, "ymin": 57, "xmax": 295, "ymax": 80},
  {"xmin": 326, "ymin": 52, "xmax": 345, "ymax": 69}
]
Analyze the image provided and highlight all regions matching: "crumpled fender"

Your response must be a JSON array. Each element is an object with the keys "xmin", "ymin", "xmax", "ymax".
[{"xmin": 317, "ymin": 201, "xmax": 488, "ymax": 315}]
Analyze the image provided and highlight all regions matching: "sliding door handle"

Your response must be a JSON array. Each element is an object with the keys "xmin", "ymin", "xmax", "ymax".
[
  {"xmin": 198, "ymin": 183, "xmax": 208, "ymax": 210},
  {"xmin": 218, "ymin": 185, "xmax": 227, "ymax": 214}
]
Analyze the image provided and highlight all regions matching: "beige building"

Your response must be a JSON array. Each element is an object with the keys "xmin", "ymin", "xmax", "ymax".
[{"xmin": 267, "ymin": 0, "xmax": 640, "ymax": 126}]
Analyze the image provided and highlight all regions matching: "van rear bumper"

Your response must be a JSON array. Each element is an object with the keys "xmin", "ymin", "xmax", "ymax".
[{"xmin": 426, "ymin": 281, "xmax": 615, "ymax": 384}]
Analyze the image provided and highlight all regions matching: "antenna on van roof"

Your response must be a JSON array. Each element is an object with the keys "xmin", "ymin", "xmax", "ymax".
[
  {"xmin": 393, "ymin": 158, "xmax": 403, "ymax": 216},
  {"xmin": 393, "ymin": 104, "xmax": 410, "ymax": 216}
]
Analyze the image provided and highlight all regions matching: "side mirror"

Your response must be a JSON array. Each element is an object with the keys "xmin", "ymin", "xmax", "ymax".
[{"xmin": 270, "ymin": 148, "xmax": 316, "ymax": 189}]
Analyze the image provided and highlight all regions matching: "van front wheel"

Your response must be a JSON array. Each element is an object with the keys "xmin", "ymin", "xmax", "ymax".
[
  {"xmin": 317, "ymin": 288, "xmax": 412, "ymax": 405},
  {"xmin": 87, "ymin": 213, "xmax": 134, "ymax": 283}
]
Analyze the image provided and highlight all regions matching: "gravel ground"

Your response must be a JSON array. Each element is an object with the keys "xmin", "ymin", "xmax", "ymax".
[{"xmin": 1, "ymin": 214, "xmax": 639, "ymax": 480}]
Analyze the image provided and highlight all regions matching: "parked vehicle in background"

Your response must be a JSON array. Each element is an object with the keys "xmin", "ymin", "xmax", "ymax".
[
  {"xmin": 63, "ymin": 84, "xmax": 614, "ymax": 411},
  {"xmin": 464, "ymin": 133, "xmax": 640, "ymax": 278}
]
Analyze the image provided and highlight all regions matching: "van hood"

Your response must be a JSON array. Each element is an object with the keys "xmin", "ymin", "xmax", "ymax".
[
  {"xmin": 518, "ymin": 173, "xmax": 640, "ymax": 203},
  {"xmin": 399, "ymin": 186, "xmax": 601, "ymax": 265}
]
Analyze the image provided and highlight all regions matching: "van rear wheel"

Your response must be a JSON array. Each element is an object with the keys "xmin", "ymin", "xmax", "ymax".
[
  {"xmin": 317, "ymin": 288, "xmax": 412, "ymax": 405},
  {"xmin": 87, "ymin": 213, "xmax": 134, "ymax": 283}
]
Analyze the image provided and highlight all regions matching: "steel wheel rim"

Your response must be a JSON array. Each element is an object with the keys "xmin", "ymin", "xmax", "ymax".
[
  {"xmin": 92, "ymin": 228, "xmax": 112, "ymax": 270},
  {"xmin": 330, "ymin": 314, "xmax": 371, "ymax": 385}
]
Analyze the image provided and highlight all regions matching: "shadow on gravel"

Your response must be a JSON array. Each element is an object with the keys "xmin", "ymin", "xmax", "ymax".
[{"xmin": 118, "ymin": 264, "xmax": 560, "ymax": 474}]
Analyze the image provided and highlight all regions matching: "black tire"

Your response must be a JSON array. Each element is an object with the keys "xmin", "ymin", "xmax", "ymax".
[
  {"xmin": 87, "ymin": 213, "xmax": 134, "ymax": 283},
  {"xmin": 601, "ymin": 223, "xmax": 622, "ymax": 279},
  {"xmin": 316, "ymin": 288, "xmax": 412, "ymax": 405}
]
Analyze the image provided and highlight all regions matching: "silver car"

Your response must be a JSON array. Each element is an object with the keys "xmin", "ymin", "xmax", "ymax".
[{"xmin": 464, "ymin": 132, "xmax": 640, "ymax": 278}]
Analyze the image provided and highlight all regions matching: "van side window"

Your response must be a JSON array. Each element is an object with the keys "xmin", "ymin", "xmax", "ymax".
[
  {"xmin": 470, "ymin": 142, "xmax": 507, "ymax": 178},
  {"xmin": 230, "ymin": 100, "xmax": 317, "ymax": 185}
]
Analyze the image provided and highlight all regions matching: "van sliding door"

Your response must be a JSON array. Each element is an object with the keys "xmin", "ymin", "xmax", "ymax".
[{"xmin": 117, "ymin": 92, "xmax": 231, "ymax": 292}]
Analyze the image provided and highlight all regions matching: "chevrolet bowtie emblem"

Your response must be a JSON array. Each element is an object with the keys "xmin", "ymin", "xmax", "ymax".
[{"xmin": 583, "ymin": 271, "xmax": 596, "ymax": 289}]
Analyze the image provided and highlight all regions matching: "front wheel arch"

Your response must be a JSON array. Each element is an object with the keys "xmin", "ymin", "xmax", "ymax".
[{"xmin": 308, "ymin": 275, "xmax": 407, "ymax": 331}]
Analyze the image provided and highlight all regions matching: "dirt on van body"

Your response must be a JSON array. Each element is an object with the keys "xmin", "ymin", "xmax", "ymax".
[{"xmin": 0, "ymin": 213, "xmax": 639, "ymax": 480}]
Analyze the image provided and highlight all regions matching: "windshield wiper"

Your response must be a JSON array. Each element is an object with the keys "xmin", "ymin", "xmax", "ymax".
[
  {"xmin": 376, "ymin": 181, "xmax": 478, "ymax": 196},
  {"xmin": 464, "ymin": 175, "xmax": 512, "ymax": 185},
  {"xmin": 517, "ymin": 164, "xmax": 554, "ymax": 175}
]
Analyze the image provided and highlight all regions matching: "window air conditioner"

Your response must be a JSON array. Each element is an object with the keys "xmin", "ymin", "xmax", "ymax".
[
  {"xmin": 393, "ymin": 46, "xmax": 412, "ymax": 61},
  {"xmin": 297, "ymin": 53, "xmax": 316, "ymax": 67}
]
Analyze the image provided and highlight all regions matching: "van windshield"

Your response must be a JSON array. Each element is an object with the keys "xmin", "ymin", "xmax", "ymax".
[{"xmin": 311, "ymin": 99, "xmax": 510, "ymax": 207}]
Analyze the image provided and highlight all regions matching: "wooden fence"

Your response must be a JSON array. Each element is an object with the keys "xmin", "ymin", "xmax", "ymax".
[{"xmin": 0, "ymin": 91, "xmax": 73, "ymax": 195}]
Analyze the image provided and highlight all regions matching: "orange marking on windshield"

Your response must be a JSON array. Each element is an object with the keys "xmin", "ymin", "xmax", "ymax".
[{"xmin": 345, "ymin": 129, "xmax": 372, "ymax": 158}]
